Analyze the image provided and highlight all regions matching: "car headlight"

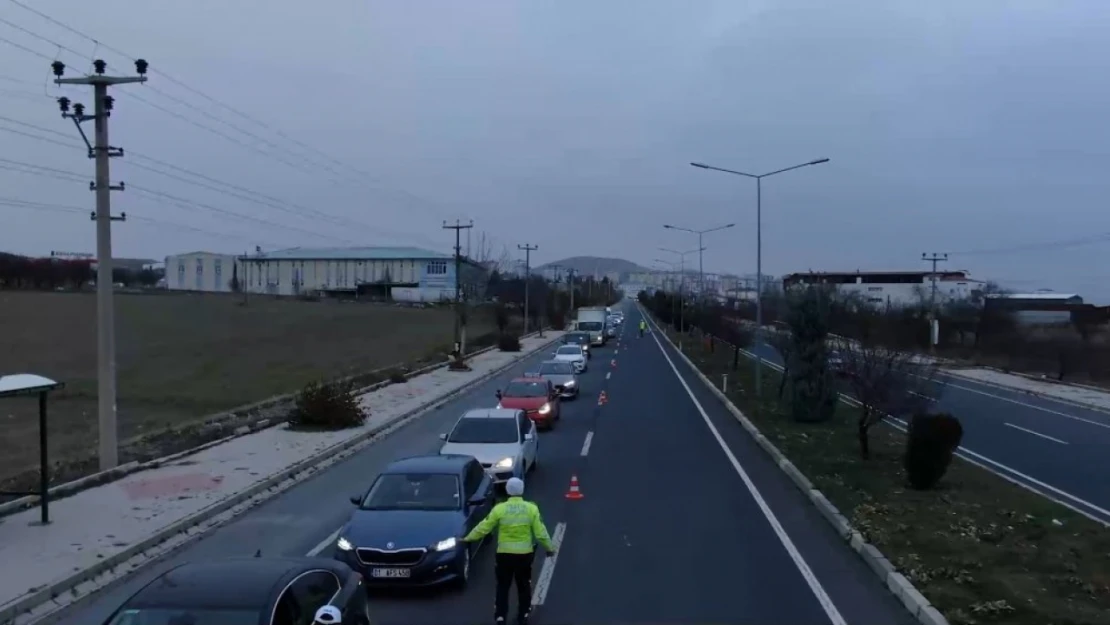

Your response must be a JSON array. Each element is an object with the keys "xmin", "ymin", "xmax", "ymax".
[
  {"xmin": 564, "ymin": 380, "xmax": 575, "ymax": 387},
  {"xmin": 537, "ymin": 403, "xmax": 551, "ymax": 415},
  {"xmin": 496, "ymin": 403, "xmax": 502, "ymax": 409},
  {"xmin": 495, "ymin": 457, "xmax": 514, "ymax": 469},
  {"xmin": 336, "ymin": 537, "xmax": 353, "ymax": 551},
  {"xmin": 434, "ymin": 537, "xmax": 457, "ymax": 551}
]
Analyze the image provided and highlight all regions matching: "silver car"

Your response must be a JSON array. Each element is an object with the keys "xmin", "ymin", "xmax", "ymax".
[{"xmin": 532, "ymin": 360, "xmax": 579, "ymax": 399}]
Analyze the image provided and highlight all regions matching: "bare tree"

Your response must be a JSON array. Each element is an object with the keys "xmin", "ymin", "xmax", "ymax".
[
  {"xmin": 471, "ymin": 231, "xmax": 496, "ymax": 266},
  {"xmin": 834, "ymin": 333, "xmax": 947, "ymax": 460}
]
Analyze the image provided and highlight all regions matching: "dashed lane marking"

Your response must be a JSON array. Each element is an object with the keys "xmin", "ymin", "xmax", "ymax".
[{"xmin": 580, "ymin": 431, "xmax": 594, "ymax": 456}]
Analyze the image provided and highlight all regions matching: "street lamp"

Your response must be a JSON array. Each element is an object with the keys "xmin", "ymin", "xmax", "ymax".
[
  {"xmin": 659, "ymin": 246, "xmax": 704, "ymax": 333},
  {"xmin": 690, "ymin": 157, "xmax": 830, "ymax": 398},
  {"xmin": 662, "ymin": 223, "xmax": 734, "ymax": 299}
]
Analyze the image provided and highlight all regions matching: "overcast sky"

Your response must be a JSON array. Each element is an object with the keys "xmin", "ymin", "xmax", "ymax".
[{"xmin": 3, "ymin": 1, "xmax": 1110, "ymax": 299}]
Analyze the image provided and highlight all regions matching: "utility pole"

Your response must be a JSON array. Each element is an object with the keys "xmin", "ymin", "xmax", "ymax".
[
  {"xmin": 548, "ymin": 264, "xmax": 564, "ymax": 327},
  {"xmin": 518, "ymin": 244, "xmax": 538, "ymax": 333},
  {"xmin": 52, "ymin": 58, "xmax": 147, "ymax": 472},
  {"xmin": 922, "ymin": 252, "xmax": 948, "ymax": 354},
  {"xmin": 443, "ymin": 219, "xmax": 474, "ymax": 354},
  {"xmin": 566, "ymin": 268, "xmax": 576, "ymax": 314}
]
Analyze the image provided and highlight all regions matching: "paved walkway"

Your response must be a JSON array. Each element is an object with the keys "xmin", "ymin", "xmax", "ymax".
[
  {"xmin": 945, "ymin": 367, "xmax": 1110, "ymax": 411},
  {"xmin": 0, "ymin": 333, "xmax": 562, "ymax": 621}
]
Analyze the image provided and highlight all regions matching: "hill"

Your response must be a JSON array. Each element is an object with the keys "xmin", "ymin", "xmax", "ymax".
[{"xmin": 538, "ymin": 256, "xmax": 648, "ymax": 279}]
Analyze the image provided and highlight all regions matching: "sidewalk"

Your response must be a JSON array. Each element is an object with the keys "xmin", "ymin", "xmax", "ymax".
[
  {"xmin": 0, "ymin": 332, "xmax": 562, "ymax": 624},
  {"xmin": 944, "ymin": 367, "xmax": 1110, "ymax": 412}
]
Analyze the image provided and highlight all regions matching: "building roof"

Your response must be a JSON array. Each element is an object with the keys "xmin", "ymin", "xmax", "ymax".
[
  {"xmin": 782, "ymin": 270, "xmax": 970, "ymax": 278},
  {"xmin": 246, "ymin": 246, "xmax": 453, "ymax": 261}
]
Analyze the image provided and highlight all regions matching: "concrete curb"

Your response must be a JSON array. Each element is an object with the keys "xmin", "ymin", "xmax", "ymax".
[
  {"xmin": 939, "ymin": 369, "xmax": 1110, "ymax": 415},
  {"xmin": 640, "ymin": 306, "xmax": 949, "ymax": 625},
  {"xmin": 0, "ymin": 332, "xmax": 563, "ymax": 625},
  {"xmin": 0, "ymin": 333, "xmax": 544, "ymax": 518}
]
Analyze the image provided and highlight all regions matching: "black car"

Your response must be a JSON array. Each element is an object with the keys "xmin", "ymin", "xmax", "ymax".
[
  {"xmin": 335, "ymin": 454, "xmax": 495, "ymax": 588},
  {"xmin": 101, "ymin": 557, "xmax": 371, "ymax": 625},
  {"xmin": 562, "ymin": 331, "xmax": 592, "ymax": 358}
]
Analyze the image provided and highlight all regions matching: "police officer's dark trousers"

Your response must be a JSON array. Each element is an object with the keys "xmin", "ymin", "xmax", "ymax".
[{"xmin": 494, "ymin": 551, "xmax": 534, "ymax": 620}]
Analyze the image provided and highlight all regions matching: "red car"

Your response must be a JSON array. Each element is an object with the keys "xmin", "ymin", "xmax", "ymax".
[{"xmin": 495, "ymin": 377, "xmax": 562, "ymax": 430}]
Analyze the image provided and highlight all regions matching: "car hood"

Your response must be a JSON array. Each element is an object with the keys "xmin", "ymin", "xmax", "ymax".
[
  {"xmin": 342, "ymin": 509, "xmax": 464, "ymax": 549},
  {"xmin": 541, "ymin": 373, "xmax": 576, "ymax": 384},
  {"xmin": 499, "ymin": 396, "xmax": 545, "ymax": 409},
  {"xmin": 439, "ymin": 442, "xmax": 521, "ymax": 465},
  {"xmin": 553, "ymin": 354, "xmax": 583, "ymax": 362}
]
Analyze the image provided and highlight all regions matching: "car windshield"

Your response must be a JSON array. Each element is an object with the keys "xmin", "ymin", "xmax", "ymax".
[
  {"xmin": 105, "ymin": 608, "xmax": 260, "ymax": 625},
  {"xmin": 504, "ymin": 381, "xmax": 548, "ymax": 397},
  {"xmin": 556, "ymin": 346, "xmax": 582, "ymax": 356},
  {"xmin": 360, "ymin": 473, "xmax": 461, "ymax": 511},
  {"xmin": 538, "ymin": 362, "xmax": 574, "ymax": 375},
  {"xmin": 449, "ymin": 417, "xmax": 520, "ymax": 444},
  {"xmin": 565, "ymin": 334, "xmax": 588, "ymax": 344},
  {"xmin": 577, "ymin": 321, "xmax": 602, "ymax": 331}
]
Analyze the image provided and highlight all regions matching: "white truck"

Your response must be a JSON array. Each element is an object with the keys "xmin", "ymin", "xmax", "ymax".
[{"xmin": 574, "ymin": 307, "xmax": 609, "ymax": 346}]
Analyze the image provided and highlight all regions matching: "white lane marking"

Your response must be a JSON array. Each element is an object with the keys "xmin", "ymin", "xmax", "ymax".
[
  {"xmin": 932, "ymin": 379, "xmax": 1110, "ymax": 431},
  {"xmin": 734, "ymin": 342, "xmax": 1110, "ymax": 526},
  {"xmin": 643, "ymin": 316, "xmax": 847, "ymax": 625},
  {"xmin": 531, "ymin": 522, "xmax": 566, "ymax": 606},
  {"xmin": 936, "ymin": 372, "xmax": 1110, "ymax": 416},
  {"xmin": 614, "ymin": 349, "xmax": 619, "ymax": 355},
  {"xmin": 580, "ymin": 431, "xmax": 594, "ymax": 456},
  {"xmin": 1005, "ymin": 422, "xmax": 1069, "ymax": 445},
  {"xmin": 307, "ymin": 528, "xmax": 341, "ymax": 557},
  {"xmin": 606, "ymin": 371, "xmax": 611, "ymax": 380}
]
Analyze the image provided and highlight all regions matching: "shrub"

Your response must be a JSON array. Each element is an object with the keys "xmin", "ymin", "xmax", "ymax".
[
  {"xmin": 388, "ymin": 370, "xmax": 407, "ymax": 384},
  {"xmin": 498, "ymin": 333, "xmax": 522, "ymax": 352},
  {"xmin": 786, "ymin": 287, "xmax": 837, "ymax": 423},
  {"xmin": 287, "ymin": 380, "xmax": 368, "ymax": 430},
  {"xmin": 904, "ymin": 412, "xmax": 964, "ymax": 489}
]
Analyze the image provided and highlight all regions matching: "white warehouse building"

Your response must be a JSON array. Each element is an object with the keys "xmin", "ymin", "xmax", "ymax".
[
  {"xmin": 164, "ymin": 247, "xmax": 488, "ymax": 302},
  {"xmin": 781, "ymin": 270, "xmax": 984, "ymax": 308}
]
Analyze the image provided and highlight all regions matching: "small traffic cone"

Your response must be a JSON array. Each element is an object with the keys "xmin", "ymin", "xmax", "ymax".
[
  {"xmin": 597, "ymin": 391, "xmax": 608, "ymax": 406},
  {"xmin": 611, "ymin": 359, "xmax": 617, "ymax": 368},
  {"xmin": 565, "ymin": 474, "xmax": 585, "ymax": 500}
]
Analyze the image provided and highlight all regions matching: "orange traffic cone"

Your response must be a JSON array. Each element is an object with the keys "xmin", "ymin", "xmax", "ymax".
[{"xmin": 565, "ymin": 474, "xmax": 585, "ymax": 500}]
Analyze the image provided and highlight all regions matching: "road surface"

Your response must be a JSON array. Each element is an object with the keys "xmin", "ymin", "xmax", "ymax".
[
  {"xmin": 746, "ymin": 339, "xmax": 1110, "ymax": 524},
  {"xmin": 48, "ymin": 307, "xmax": 911, "ymax": 625}
]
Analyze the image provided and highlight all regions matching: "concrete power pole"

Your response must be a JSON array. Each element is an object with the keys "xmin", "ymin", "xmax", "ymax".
[
  {"xmin": 518, "ymin": 244, "xmax": 538, "ymax": 334},
  {"xmin": 921, "ymin": 252, "xmax": 948, "ymax": 353},
  {"xmin": 52, "ymin": 58, "xmax": 147, "ymax": 472},
  {"xmin": 443, "ymin": 219, "xmax": 474, "ymax": 354},
  {"xmin": 548, "ymin": 264, "xmax": 564, "ymax": 329},
  {"xmin": 566, "ymin": 268, "xmax": 576, "ymax": 315}
]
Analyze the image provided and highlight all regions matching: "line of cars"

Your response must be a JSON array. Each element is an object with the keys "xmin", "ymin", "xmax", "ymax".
[{"xmin": 97, "ymin": 310, "xmax": 624, "ymax": 625}]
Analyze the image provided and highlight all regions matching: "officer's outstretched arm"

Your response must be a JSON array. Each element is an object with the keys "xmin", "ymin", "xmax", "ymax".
[{"xmin": 462, "ymin": 504, "xmax": 502, "ymax": 542}]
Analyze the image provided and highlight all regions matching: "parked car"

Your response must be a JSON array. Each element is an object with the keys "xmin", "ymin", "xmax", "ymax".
[
  {"xmin": 552, "ymin": 344, "xmax": 588, "ymax": 372},
  {"xmin": 101, "ymin": 557, "xmax": 372, "ymax": 625},
  {"xmin": 438, "ymin": 408, "xmax": 538, "ymax": 482},
  {"xmin": 496, "ymin": 377, "xmax": 562, "ymax": 429},
  {"xmin": 335, "ymin": 455, "xmax": 495, "ymax": 589}
]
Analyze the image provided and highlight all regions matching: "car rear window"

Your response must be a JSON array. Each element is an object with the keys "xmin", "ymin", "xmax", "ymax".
[
  {"xmin": 577, "ymin": 321, "xmax": 602, "ymax": 331},
  {"xmin": 106, "ymin": 608, "xmax": 261, "ymax": 625},
  {"xmin": 360, "ymin": 473, "xmax": 461, "ymax": 510},
  {"xmin": 556, "ymin": 346, "xmax": 582, "ymax": 356}
]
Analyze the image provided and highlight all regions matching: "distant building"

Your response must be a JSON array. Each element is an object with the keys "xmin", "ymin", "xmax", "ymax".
[
  {"xmin": 985, "ymin": 291, "xmax": 1083, "ymax": 325},
  {"xmin": 781, "ymin": 270, "xmax": 982, "ymax": 308},
  {"xmin": 165, "ymin": 247, "xmax": 488, "ymax": 302}
]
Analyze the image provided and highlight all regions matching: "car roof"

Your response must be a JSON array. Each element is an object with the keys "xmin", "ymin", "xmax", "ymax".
[
  {"xmin": 385, "ymin": 454, "xmax": 471, "ymax": 474},
  {"xmin": 460, "ymin": 408, "xmax": 520, "ymax": 420},
  {"xmin": 125, "ymin": 558, "xmax": 349, "ymax": 609}
]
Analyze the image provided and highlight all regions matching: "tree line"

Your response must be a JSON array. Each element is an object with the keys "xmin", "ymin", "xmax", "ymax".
[
  {"xmin": 0, "ymin": 252, "xmax": 161, "ymax": 290},
  {"xmin": 487, "ymin": 270, "xmax": 620, "ymax": 332}
]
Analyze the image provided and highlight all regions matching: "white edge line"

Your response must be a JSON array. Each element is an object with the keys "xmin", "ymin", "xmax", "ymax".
[
  {"xmin": 733, "ymin": 344, "xmax": 1110, "ymax": 525},
  {"xmin": 580, "ymin": 431, "xmax": 594, "ymax": 457},
  {"xmin": 1004, "ymin": 422, "xmax": 1069, "ymax": 445},
  {"xmin": 531, "ymin": 521, "xmax": 566, "ymax": 606},
  {"xmin": 644, "ymin": 312, "xmax": 847, "ymax": 625}
]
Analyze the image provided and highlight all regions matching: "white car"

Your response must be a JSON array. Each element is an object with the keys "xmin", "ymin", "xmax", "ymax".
[
  {"xmin": 438, "ymin": 408, "xmax": 538, "ymax": 484},
  {"xmin": 551, "ymin": 344, "xmax": 588, "ymax": 372}
]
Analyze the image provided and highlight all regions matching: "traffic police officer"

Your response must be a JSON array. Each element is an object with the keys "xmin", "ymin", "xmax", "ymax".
[{"xmin": 461, "ymin": 477, "xmax": 555, "ymax": 625}]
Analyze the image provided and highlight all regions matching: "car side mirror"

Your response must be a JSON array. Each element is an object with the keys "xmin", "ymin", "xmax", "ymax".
[
  {"xmin": 495, "ymin": 390, "xmax": 503, "ymax": 400},
  {"xmin": 438, "ymin": 433, "xmax": 447, "ymax": 441},
  {"xmin": 349, "ymin": 495, "xmax": 362, "ymax": 505}
]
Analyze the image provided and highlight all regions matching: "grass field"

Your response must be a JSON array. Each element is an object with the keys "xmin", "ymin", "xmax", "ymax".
[
  {"xmin": 661, "ymin": 322, "xmax": 1110, "ymax": 625},
  {"xmin": 0, "ymin": 291, "xmax": 500, "ymax": 488}
]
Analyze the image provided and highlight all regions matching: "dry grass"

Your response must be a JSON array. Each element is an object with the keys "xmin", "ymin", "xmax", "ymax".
[
  {"xmin": 665, "ymin": 324, "xmax": 1110, "ymax": 625},
  {"xmin": 0, "ymin": 291, "xmax": 500, "ymax": 484}
]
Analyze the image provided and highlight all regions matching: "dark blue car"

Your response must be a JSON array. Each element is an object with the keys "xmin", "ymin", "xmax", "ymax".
[{"xmin": 334, "ymin": 454, "xmax": 495, "ymax": 588}]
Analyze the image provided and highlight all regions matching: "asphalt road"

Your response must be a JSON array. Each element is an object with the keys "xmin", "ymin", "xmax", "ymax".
[
  {"xmin": 746, "ymin": 340, "xmax": 1110, "ymax": 524},
  {"xmin": 49, "ymin": 307, "xmax": 912, "ymax": 625}
]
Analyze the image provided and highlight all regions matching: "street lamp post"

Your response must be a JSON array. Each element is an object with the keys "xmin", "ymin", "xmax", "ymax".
[
  {"xmin": 659, "ymin": 247, "xmax": 704, "ymax": 333},
  {"xmin": 690, "ymin": 158, "xmax": 830, "ymax": 399},
  {"xmin": 662, "ymin": 223, "xmax": 734, "ymax": 300}
]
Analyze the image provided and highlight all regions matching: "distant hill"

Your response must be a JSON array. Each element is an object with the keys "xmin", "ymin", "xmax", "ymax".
[{"xmin": 538, "ymin": 256, "xmax": 649, "ymax": 279}]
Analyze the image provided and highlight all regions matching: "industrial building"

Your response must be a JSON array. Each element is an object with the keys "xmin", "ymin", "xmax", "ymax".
[
  {"xmin": 164, "ymin": 247, "xmax": 488, "ymax": 302},
  {"xmin": 985, "ymin": 292, "xmax": 1084, "ymax": 325},
  {"xmin": 781, "ymin": 270, "xmax": 983, "ymax": 308}
]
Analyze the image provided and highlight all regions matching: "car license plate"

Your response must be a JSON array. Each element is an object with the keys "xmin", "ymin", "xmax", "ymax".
[{"xmin": 371, "ymin": 568, "xmax": 411, "ymax": 578}]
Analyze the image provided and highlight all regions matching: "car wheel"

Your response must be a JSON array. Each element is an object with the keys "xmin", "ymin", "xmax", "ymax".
[{"xmin": 454, "ymin": 546, "xmax": 471, "ymax": 590}]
